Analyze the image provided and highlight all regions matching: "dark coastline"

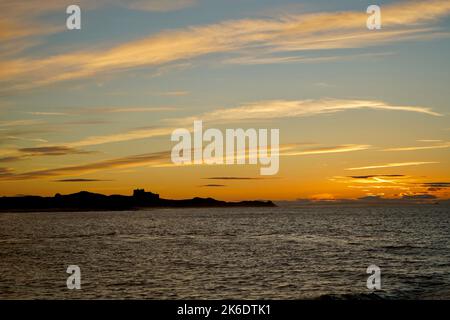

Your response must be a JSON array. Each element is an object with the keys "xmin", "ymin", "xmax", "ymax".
[{"xmin": 0, "ymin": 189, "xmax": 275, "ymax": 212}]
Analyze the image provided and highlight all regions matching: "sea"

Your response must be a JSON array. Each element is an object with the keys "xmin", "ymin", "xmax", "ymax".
[{"xmin": 0, "ymin": 206, "xmax": 449, "ymax": 299}]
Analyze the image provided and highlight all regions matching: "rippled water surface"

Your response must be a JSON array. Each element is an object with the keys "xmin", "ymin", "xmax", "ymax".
[{"xmin": 0, "ymin": 206, "xmax": 449, "ymax": 299}]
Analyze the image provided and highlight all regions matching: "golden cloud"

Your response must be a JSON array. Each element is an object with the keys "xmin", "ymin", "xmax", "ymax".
[{"xmin": 1, "ymin": 0, "xmax": 450, "ymax": 90}]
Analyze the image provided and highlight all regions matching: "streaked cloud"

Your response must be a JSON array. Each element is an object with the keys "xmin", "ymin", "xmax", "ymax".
[
  {"xmin": 67, "ymin": 127, "xmax": 175, "ymax": 148},
  {"xmin": 2, "ymin": 0, "xmax": 450, "ymax": 90},
  {"xmin": 120, "ymin": 0, "xmax": 198, "ymax": 12},
  {"xmin": 417, "ymin": 139, "xmax": 442, "ymax": 143},
  {"xmin": 199, "ymin": 184, "xmax": 226, "ymax": 187},
  {"xmin": 3, "ymin": 136, "xmax": 48, "ymax": 143},
  {"xmin": 54, "ymin": 178, "xmax": 111, "ymax": 182},
  {"xmin": 332, "ymin": 174, "xmax": 410, "ymax": 186},
  {"xmin": 0, "ymin": 156, "xmax": 23, "ymax": 163},
  {"xmin": 0, "ymin": 1, "xmax": 65, "ymax": 42},
  {"xmin": 0, "ymin": 146, "xmax": 92, "ymax": 163},
  {"xmin": 175, "ymin": 99, "xmax": 440, "ymax": 125},
  {"xmin": 346, "ymin": 161, "xmax": 439, "ymax": 171},
  {"xmin": 332, "ymin": 174, "xmax": 450, "ymax": 199},
  {"xmin": 24, "ymin": 112, "xmax": 68, "ymax": 116},
  {"xmin": 421, "ymin": 182, "xmax": 450, "ymax": 188},
  {"xmin": 382, "ymin": 141, "xmax": 450, "ymax": 151},
  {"xmin": 156, "ymin": 91, "xmax": 190, "ymax": 97},
  {"xmin": 0, "ymin": 150, "xmax": 171, "ymax": 180},
  {"xmin": 223, "ymin": 52, "xmax": 394, "ymax": 65},
  {"xmin": 0, "ymin": 141, "xmax": 372, "ymax": 180},
  {"xmin": 50, "ymin": 98, "xmax": 439, "ymax": 148},
  {"xmin": 347, "ymin": 185, "xmax": 409, "ymax": 190},
  {"xmin": 0, "ymin": 167, "xmax": 13, "ymax": 176},
  {"xmin": 224, "ymin": 55, "xmax": 337, "ymax": 65},
  {"xmin": 0, "ymin": 128, "xmax": 54, "ymax": 144},
  {"xmin": 0, "ymin": 119, "xmax": 43, "ymax": 127},
  {"xmin": 23, "ymin": 107, "xmax": 178, "ymax": 117},
  {"xmin": 94, "ymin": 106, "xmax": 179, "ymax": 113},
  {"xmin": 0, "ymin": 0, "xmax": 197, "ymax": 41},
  {"xmin": 18, "ymin": 146, "xmax": 91, "ymax": 155},
  {"xmin": 153, "ymin": 142, "xmax": 370, "ymax": 170},
  {"xmin": 205, "ymin": 177, "xmax": 266, "ymax": 180},
  {"xmin": 401, "ymin": 194, "xmax": 437, "ymax": 200},
  {"xmin": 419, "ymin": 182, "xmax": 450, "ymax": 191},
  {"xmin": 283, "ymin": 144, "xmax": 370, "ymax": 156},
  {"xmin": 349, "ymin": 174, "xmax": 405, "ymax": 179}
]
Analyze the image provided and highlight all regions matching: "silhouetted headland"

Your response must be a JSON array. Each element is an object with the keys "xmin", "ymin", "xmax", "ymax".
[{"xmin": 0, "ymin": 189, "xmax": 276, "ymax": 212}]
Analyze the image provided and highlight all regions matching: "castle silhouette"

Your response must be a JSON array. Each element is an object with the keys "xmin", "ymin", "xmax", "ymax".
[{"xmin": 0, "ymin": 189, "xmax": 275, "ymax": 212}]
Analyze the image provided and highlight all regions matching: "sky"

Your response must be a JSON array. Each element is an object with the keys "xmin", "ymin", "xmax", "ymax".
[{"xmin": 0, "ymin": 0, "xmax": 449, "ymax": 201}]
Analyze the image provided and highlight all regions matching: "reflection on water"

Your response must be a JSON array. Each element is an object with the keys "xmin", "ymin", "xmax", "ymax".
[{"xmin": 0, "ymin": 206, "xmax": 449, "ymax": 299}]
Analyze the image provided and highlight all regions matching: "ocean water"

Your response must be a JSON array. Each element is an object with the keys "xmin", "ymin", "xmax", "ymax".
[{"xmin": 0, "ymin": 206, "xmax": 449, "ymax": 299}]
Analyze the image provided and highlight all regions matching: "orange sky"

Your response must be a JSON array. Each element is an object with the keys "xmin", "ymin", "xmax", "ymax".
[{"xmin": 0, "ymin": 0, "xmax": 449, "ymax": 201}]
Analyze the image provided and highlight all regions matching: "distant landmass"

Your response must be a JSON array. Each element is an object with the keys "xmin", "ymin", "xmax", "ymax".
[{"xmin": 0, "ymin": 189, "xmax": 275, "ymax": 212}]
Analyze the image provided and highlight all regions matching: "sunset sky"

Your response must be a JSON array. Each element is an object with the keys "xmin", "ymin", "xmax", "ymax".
[{"xmin": 0, "ymin": 0, "xmax": 449, "ymax": 201}]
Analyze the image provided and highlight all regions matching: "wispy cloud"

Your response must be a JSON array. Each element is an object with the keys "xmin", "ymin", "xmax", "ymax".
[
  {"xmin": 24, "ymin": 112, "xmax": 68, "ymax": 116},
  {"xmin": 54, "ymin": 178, "xmax": 111, "ymax": 182},
  {"xmin": 332, "ymin": 174, "xmax": 450, "ymax": 199},
  {"xmin": 0, "ymin": 119, "xmax": 43, "ymax": 127},
  {"xmin": 18, "ymin": 146, "xmax": 91, "ymax": 155},
  {"xmin": 2, "ymin": 0, "xmax": 450, "ymax": 90},
  {"xmin": 0, "ymin": 141, "xmax": 372, "ymax": 180},
  {"xmin": 95, "ymin": 106, "xmax": 179, "ymax": 113},
  {"xmin": 283, "ymin": 144, "xmax": 370, "ymax": 156},
  {"xmin": 346, "ymin": 161, "xmax": 439, "ymax": 171},
  {"xmin": 332, "ymin": 174, "xmax": 410, "ymax": 186},
  {"xmin": 174, "ymin": 99, "xmax": 440, "ymax": 125},
  {"xmin": 205, "ymin": 177, "xmax": 267, "ymax": 180},
  {"xmin": 419, "ymin": 182, "xmax": 450, "ymax": 191},
  {"xmin": 382, "ymin": 141, "xmax": 450, "ymax": 151},
  {"xmin": 0, "ymin": 1, "xmax": 65, "ymax": 43},
  {"xmin": 0, "ymin": 0, "xmax": 197, "ymax": 42},
  {"xmin": 0, "ymin": 167, "xmax": 13, "ymax": 176},
  {"xmin": 401, "ymin": 194, "xmax": 437, "ymax": 200},
  {"xmin": 0, "ymin": 156, "xmax": 22, "ymax": 163},
  {"xmin": 52, "ymin": 98, "xmax": 439, "ymax": 148},
  {"xmin": 421, "ymin": 182, "xmax": 450, "ymax": 188},
  {"xmin": 0, "ymin": 99, "xmax": 439, "ymax": 152},
  {"xmin": 349, "ymin": 174, "xmax": 405, "ymax": 179},
  {"xmin": 67, "ymin": 127, "xmax": 175, "ymax": 148},
  {"xmin": 23, "ymin": 106, "xmax": 178, "ymax": 117},
  {"xmin": 152, "ymin": 143, "xmax": 371, "ymax": 170},
  {"xmin": 223, "ymin": 55, "xmax": 329, "ymax": 65},
  {"xmin": 0, "ymin": 150, "xmax": 171, "ymax": 180},
  {"xmin": 223, "ymin": 52, "xmax": 394, "ymax": 65},
  {"xmin": 0, "ymin": 146, "xmax": 92, "ymax": 163},
  {"xmin": 155, "ymin": 91, "xmax": 190, "ymax": 97},
  {"xmin": 3, "ymin": 136, "xmax": 48, "ymax": 143},
  {"xmin": 120, "ymin": 0, "xmax": 198, "ymax": 12},
  {"xmin": 417, "ymin": 139, "xmax": 442, "ymax": 143}
]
